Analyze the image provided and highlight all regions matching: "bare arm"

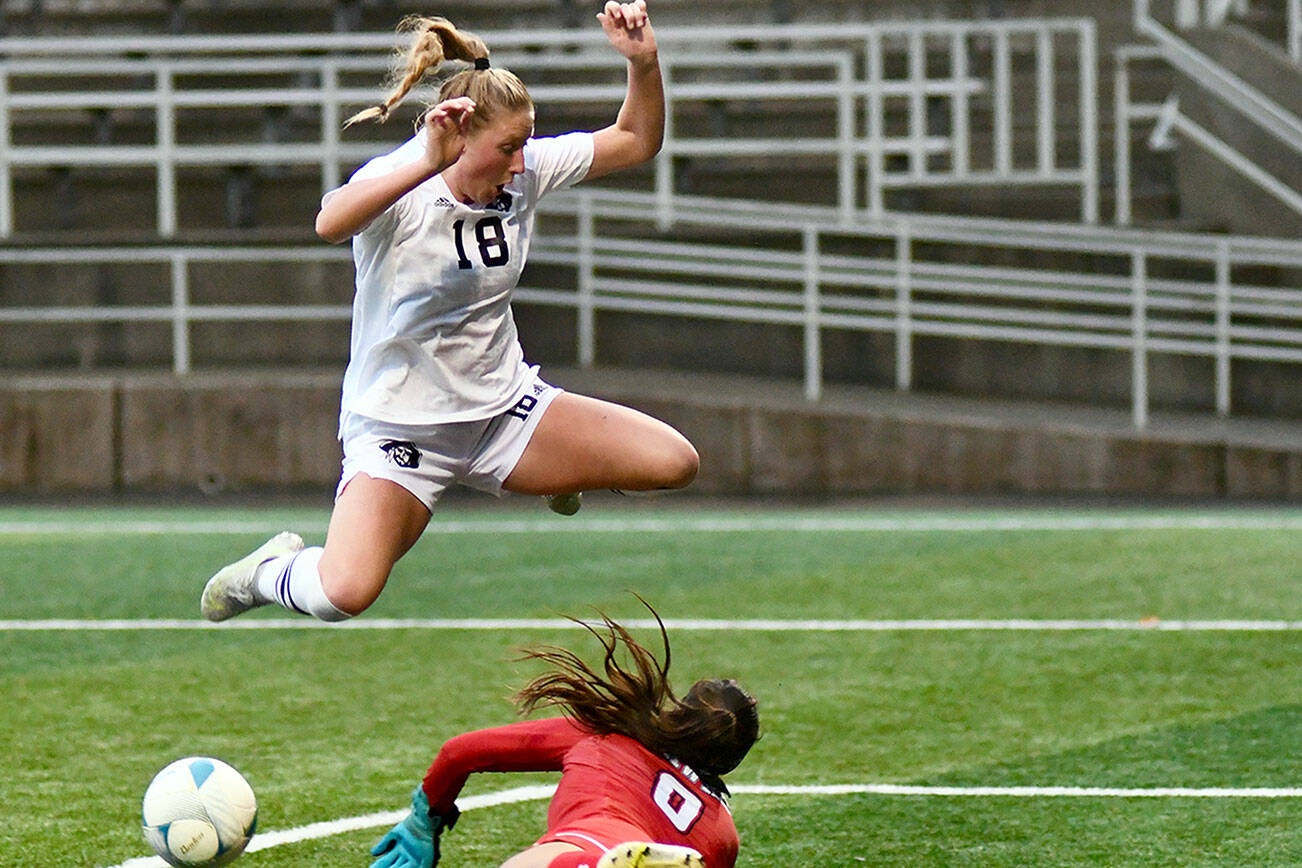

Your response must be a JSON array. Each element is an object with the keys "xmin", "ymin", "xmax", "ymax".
[
  {"xmin": 586, "ymin": 0, "xmax": 665, "ymax": 181},
  {"xmin": 315, "ymin": 98, "xmax": 475, "ymax": 244}
]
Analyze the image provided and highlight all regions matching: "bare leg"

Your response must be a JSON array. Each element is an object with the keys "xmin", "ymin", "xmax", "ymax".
[
  {"xmin": 499, "ymin": 842, "xmax": 584, "ymax": 868},
  {"xmin": 504, "ymin": 392, "xmax": 698, "ymax": 495},
  {"xmin": 317, "ymin": 473, "xmax": 431, "ymax": 615}
]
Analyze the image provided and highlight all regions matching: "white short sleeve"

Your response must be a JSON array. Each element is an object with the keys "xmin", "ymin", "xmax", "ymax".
[
  {"xmin": 319, "ymin": 133, "xmax": 428, "ymax": 237},
  {"xmin": 525, "ymin": 132, "xmax": 595, "ymax": 199}
]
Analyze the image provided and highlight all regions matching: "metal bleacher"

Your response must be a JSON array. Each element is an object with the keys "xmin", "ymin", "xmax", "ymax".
[
  {"xmin": 0, "ymin": 18, "xmax": 1103, "ymax": 236},
  {"xmin": 0, "ymin": 3, "xmax": 1299, "ymax": 434}
]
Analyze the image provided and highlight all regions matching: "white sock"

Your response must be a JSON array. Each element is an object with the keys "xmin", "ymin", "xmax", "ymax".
[{"xmin": 253, "ymin": 547, "xmax": 351, "ymax": 622}]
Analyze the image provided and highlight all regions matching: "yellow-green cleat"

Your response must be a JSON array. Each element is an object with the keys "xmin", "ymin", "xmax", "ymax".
[{"xmin": 596, "ymin": 842, "xmax": 705, "ymax": 868}]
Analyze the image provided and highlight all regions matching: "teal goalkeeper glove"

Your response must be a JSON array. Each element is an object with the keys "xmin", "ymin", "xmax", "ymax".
[{"xmin": 369, "ymin": 786, "xmax": 459, "ymax": 868}]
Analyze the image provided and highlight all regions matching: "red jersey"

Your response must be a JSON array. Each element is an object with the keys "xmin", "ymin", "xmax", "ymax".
[{"xmin": 422, "ymin": 717, "xmax": 739, "ymax": 867}]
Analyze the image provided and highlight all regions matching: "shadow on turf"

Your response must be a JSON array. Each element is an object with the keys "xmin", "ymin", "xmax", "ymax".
[
  {"xmin": 924, "ymin": 704, "xmax": 1302, "ymax": 790},
  {"xmin": 737, "ymin": 706, "xmax": 1302, "ymax": 866}
]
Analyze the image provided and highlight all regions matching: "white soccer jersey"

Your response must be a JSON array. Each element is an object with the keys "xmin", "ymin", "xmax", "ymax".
[{"xmin": 327, "ymin": 129, "xmax": 594, "ymax": 427}]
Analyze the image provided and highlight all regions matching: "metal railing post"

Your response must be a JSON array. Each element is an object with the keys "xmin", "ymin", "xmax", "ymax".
[
  {"xmin": 576, "ymin": 194, "xmax": 595, "ymax": 368},
  {"xmin": 908, "ymin": 30, "xmax": 926, "ymax": 181},
  {"xmin": 0, "ymin": 69, "xmax": 11, "ymax": 238},
  {"xmin": 866, "ymin": 32, "xmax": 885, "ymax": 217},
  {"xmin": 1036, "ymin": 27, "xmax": 1055, "ymax": 179},
  {"xmin": 171, "ymin": 253, "xmax": 191, "ymax": 374},
  {"xmin": 836, "ymin": 58, "xmax": 854, "ymax": 224},
  {"xmin": 950, "ymin": 29, "xmax": 971, "ymax": 179},
  {"xmin": 1130, "ymin": 249, "xmax": 1149, "ymax": 430},
  {"xmin": 1214, "ymin": 240, "xmax": 1232, "ymax": 417},
  {"xmin": 895, "ymin": 224, "xmax": 913, "ymax": 393},
  {"xmin": 157, "ymin": 63, "xmax": 177, "ymax": 238},
  {"xmin": 993, "ymin": 28, "xmax": 1012, "ymax": 177},
  {"xmin": 803, "ymin": 224, "xmax": 822, "ymax": 402},
  {"xmin": 1114, "ymin": 52, "xmax": 1133, "ymax": 225},
  {"xmin": 1291, "ymin": 0, "xmax": 1301, "ymax": 63},
  {"xmin": 655, "ymin": 62, "xmax": 674, "ymax": 231},
  {"xmin": 320, "ymin": 61, "xmax": 342, "ymax": 194},
  {"xmin": 1078, "ymin": 20, "xmax": 1099, "ymax": 223}
]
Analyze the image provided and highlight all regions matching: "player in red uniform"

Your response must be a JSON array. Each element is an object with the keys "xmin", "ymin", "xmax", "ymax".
[{"xmin": 369, "ymin": 610, "xmax": 760, "ymax": 868}]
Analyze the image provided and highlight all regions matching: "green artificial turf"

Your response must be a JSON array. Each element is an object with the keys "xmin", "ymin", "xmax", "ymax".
[{"xmin": 0, "ymin": 503, "xmax": 1298, "ymax": 867}]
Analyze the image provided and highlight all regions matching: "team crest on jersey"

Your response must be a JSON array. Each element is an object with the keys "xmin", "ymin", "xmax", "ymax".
[
  {"xmin": 379, "ymin": 439, "xmax": 421, "ymax": 469},
  {"xmin": 485, "ymin": 190, "xmax": 513, "ymax": 212}
]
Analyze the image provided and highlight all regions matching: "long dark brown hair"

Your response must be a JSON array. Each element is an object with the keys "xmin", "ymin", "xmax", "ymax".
[{"xmin": 515, "ymin": 603, "xmax": 759, "ymax": 783}]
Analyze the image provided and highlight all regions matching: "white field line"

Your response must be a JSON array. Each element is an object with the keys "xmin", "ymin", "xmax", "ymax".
[
  {"xmin": 8, "ymin": 617, "xmax": 1302, "ymax": 632},
  {"xmin": 106, "ymin": 784, "xmax": 556, "ymax": 868},
  {"xmin": 3, "ymin": 513, "xmax": 1301, "ymax": 537},
  {"xmin": 101, "ymin": 781, "xmax": 1302, "ymax": 868},
  {"xmin": 733, "ymin": 784, "xmax": 1302, "ymax": 797}
]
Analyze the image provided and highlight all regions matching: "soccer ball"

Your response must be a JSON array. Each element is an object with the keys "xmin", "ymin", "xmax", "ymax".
[{"xmin": 141, "ymin": 757, "xmax": 258, "ymax": 867}]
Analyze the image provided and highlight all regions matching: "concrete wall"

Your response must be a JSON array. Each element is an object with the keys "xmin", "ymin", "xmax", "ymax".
[
  {"xmin": 0, "ymin": 372, "xmax": 341, "ymax": 493},
  {"xmin": 0, "ymin": 376, "xmax": 118, "ymax": 490},
  {"xmin": 586, "ymin": 374, "xmax": 1302, "ymax": 500},
  {"xmin": 1, "ymin": 368, "xmax": 1297, "ymax": 499},
  {"xmin": 117, "ymin": 372, "xmax": 344, "ymax": 491}
]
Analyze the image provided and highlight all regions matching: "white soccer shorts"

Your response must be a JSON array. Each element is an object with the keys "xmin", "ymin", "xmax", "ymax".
[{"xmin": 337, "ymin": 374, "xmax": 562, "ymax": 510}]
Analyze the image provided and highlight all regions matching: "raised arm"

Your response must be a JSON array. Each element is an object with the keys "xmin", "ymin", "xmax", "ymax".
[
  {"xmin": 586, "ymin": 0, "xmax": 665, "ymax": 181},
  {"xmin": 315, "ymin": 98, "xmax": 475, "ymax": 244}
]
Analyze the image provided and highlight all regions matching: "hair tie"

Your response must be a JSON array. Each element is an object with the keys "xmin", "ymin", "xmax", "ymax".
[{"xmin": 474, "ymin": 57, "xmax": 490, "ymax": 70}]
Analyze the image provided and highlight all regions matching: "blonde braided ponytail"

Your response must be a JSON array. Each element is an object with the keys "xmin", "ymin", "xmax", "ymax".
[{"xmin": 344, "ymin": 16, "xmax": 489, "ymax": 127}]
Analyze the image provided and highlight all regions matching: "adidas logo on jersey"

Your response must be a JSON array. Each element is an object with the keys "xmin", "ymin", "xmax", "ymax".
[{"xmin": 433, "ymin": 197, "xmax": 456, "ymax": 208}]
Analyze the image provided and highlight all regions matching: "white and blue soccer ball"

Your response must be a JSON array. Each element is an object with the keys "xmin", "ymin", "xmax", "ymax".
[{"xmin": 141, "ymin": 757, "xmax": 258, "ymax": 867}]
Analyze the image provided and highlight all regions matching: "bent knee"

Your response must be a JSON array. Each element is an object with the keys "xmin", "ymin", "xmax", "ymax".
[
  {"xmin": 318, "ymin": 559, "xmax": 387, "ymax": 616},
  {"xmin": 655, "ymin": 439, "xmax": 699, "ymax": 489},
  {"xmin": 325, "ymin": 586, "xmax": 378, "ymax": 617}
]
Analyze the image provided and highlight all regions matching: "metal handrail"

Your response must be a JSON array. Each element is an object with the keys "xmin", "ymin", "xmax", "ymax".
[
  {"xmin": 0, "ymin": 19, "xmax": 1100, "ymax": 235},
  {"xmin": 1113, "ymin": 44, "xmax": 1302, "ymax": 224},
  {"xmin": 3, "ymin": 189, "xmax": 1298, "ymax": 430},
  {"xmin": 1134, "ymin": 0, "xmax": 1302, "ymax": 148},
  {"xmin": 0, "ymin": 19, "xmax": 1102, "ymax": 56}
]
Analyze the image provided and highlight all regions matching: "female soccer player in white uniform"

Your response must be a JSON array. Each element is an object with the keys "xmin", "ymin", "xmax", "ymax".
[{"xmin": 201, "ymin": 0, "xmax": 697, "ymax": 623}]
